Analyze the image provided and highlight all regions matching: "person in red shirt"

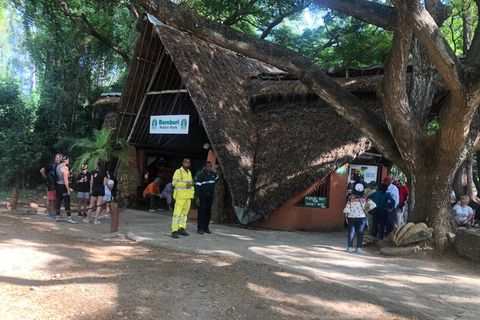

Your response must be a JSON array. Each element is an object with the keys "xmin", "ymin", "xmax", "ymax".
[{"xmin": 393, "ymin": 181, "xmax": 410, "ymax": 225}]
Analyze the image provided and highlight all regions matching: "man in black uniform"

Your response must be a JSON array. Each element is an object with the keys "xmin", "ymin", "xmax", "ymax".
[{"xmin": 195, "ymin": 161, "xmax": 218, "ymax": 234}]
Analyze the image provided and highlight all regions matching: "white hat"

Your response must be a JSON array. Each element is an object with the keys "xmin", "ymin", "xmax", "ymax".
[{"xmin": 354, "ymin": 183, "xmax": 364, "ymax": 192}]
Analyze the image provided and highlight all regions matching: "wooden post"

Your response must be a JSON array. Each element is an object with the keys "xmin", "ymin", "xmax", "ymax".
[
  {"xmin": 110, "ymin": 201, "xmax": 119, "ymax": 233},
  {"xmin": 7, "ymin": 188, "xmax": 19, "ymax": 210}
]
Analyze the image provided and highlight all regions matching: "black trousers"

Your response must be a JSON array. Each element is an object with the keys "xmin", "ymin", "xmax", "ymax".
[
  {"xmin": 145, "ymin": 194, "xmax": 157, "ymax": 209},
  {"xmin": 197, "ymin": 194, "xmax": 214, "ymax": 231},
  {"xmin": 55, "ymin": 184, "xmax": 71, "ymax": 217}
]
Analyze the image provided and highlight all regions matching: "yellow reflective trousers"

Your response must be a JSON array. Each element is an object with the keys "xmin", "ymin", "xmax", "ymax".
[{"xmin": 172, "ymin": 198, "xmax": 191, "ymax": 232}]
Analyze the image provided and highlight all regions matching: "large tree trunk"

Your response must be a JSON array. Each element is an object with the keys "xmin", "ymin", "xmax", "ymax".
[
  {"xmin": 452, "ymin": 155, "xmax": 475, "ymax": 200},
  {"xmin": 408, "ymin": 171, "xmax": 453, "ymax": 250}
]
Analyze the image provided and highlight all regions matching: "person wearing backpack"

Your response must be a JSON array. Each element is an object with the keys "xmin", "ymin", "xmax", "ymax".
[
  {"xmin": 54, "ymin": 155, "xmax": 77, "ymax": 224},
  {"xmin": 368, "ymin": 183, "xmax": 396, "ymax": 240},
  {"xmin": 40, "ymin": 153, "xmax": 61, "ymax": 219}
]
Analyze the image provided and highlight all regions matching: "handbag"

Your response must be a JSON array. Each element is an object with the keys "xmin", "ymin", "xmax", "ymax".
[{"xmin": 361, "ymin": 196, "xmax": 378, "ymax": 215}]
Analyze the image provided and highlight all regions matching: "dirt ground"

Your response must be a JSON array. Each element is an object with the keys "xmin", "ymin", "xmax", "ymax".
[{"xmin": 0, "ymin": 205, "xmax": 423, "ymax": 320}]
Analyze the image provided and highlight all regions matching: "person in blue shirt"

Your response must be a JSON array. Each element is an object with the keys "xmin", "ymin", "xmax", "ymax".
[
  {"xmin": 195, "ymin": 161, "xmax": 219, "ymax": 234},
  {"xmin": 161, "ymin": 182, "xmax": 174, "ymax": 211},
  {"xmin": 368, "ymin": 183, "xmax": 396, "ymax": 240}
]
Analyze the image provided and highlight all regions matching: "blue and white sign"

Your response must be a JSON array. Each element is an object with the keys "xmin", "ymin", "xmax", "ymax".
[{"xmin": 150, "ymin": 115, "xmax": 189, "ymax": 134}]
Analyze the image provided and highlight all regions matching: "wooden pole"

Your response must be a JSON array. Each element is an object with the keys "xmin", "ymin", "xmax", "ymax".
[
  {"xmin": 7, "ymin": 188, "xmax": 19, "ymax": 210},
  {"xmin": 110, "ymin": 201, "xmax": 119, "ymax": 233}
]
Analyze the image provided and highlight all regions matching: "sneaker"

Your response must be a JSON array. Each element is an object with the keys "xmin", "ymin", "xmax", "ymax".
[
  {"xmin": 82, "ymin": 219, "xmax": 89, "ymax": 224},
  {"xmin": 78, "ymin": 212, "xmax": 84, "ymax": 217},
  {"xmin": 149, "ymin": 209, "xmax": 156, "ymax": 213},
  {"xmin": 197, "ymin": 230, "xmax": 205, "ymax": 235},
  {"xmin": 46, "ymin": 214, "xmax": 56, "ymax": 219},
  {"xmin": 475, "ymin": 223, "xmax": 479, "ymax": 228},
  {"xmin": 172, "ymin": 231, "xmax": 179, "ymax": 238},
  {"xmin": 347, "ymin": 247, "xmax": 353, "ymax": 253},
  {"xmin": 178, "ymin": 228, "xmax": 189, "ymax": 236},
  {"xmin": 356, "ymin": 247, "xmax": 362, "ymax": 253},
  {"xmin": 67, "ymin": 218, "xmax": 77, "ymax": 224},
  {"xmin": 82, "ymin": 212, "xmax": 87, "ymax": 217},
  {"xmin": 94, "ymin": 220, "xmax": 101, "ymax": 225},
  {"xmin": 204, "ymin": 229, "xmax": 212, "ymax": 234},
  {"xmin": 56, "ymin": 217, "xmax": 65, "ymax": 222}
]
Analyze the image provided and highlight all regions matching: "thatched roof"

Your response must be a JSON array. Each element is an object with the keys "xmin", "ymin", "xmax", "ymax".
[
  {"xmin": 92, "ymin": 96, "xmax": 121, "ymax": 106},
  {"xmin": 116, "ymin": 15, "xmax": 375, "ymax": 221}
]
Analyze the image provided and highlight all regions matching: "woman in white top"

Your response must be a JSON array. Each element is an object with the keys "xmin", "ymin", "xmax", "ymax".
[
  {"xmin": 99, "ymin": 171, "xmax": 115, "ymax": 221},
  {"xmin": 452, "ymin": 195, "xmax": 474, "ymax": 229},
  {"xmin": 343, "ymin": 183, "xmax": 376, "ymax": 253}
]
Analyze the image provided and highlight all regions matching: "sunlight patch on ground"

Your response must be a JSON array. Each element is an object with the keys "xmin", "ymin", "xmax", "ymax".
[
  {"xmin": 214, "ymin": 232, "xmax": 254, "ymax": 241},
  {"xmin": 273, "ymin": 271, "xmax": 310, "ymax": 282},
  {"xmin": 247, "ymin": 282, "xmax": 392, "ymax": 319}
]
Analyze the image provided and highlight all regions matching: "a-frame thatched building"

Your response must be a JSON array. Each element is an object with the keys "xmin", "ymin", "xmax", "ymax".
[{"xmin": 115, "ymin": 14, "xmax": 383, "ymax": 228}]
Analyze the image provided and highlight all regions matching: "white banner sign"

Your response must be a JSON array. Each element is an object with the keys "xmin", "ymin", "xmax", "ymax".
[{"xmin": 150, "ymin": 115, "xmax": 189, "ymax": 134}]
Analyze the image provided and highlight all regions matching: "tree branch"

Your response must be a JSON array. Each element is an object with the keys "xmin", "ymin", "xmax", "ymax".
[
  {"xmin": 54, "ymin": 0, "xmax": 131, "ymax": 65},
  {"xmin": 309, "ymin": 0, "xmax": 397, "ymax": 30},
  {"xmin": 260, "ymin": 2, "xmax": 310, "ymax": 39},
  {"xmin": 113, "ymin": 0, "xmax": 141, "ymax": 20},
  {"xmin": 392, "ymin": 0, "xmax": 464, "ymax": 92},
  {"xmin": 133, "ymin": 0, "xmax": 407, "ymax": 170},
  {"xmin": 223, "ymin": 0, "xmax": 258, "ymax": 26},
  {"xmin": 378, "ymin": 2, "xmax": 424, "ymax": 169}
]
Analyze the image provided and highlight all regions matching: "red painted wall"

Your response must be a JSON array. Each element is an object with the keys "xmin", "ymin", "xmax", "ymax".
[{"xmin": 253, "ymin": 167, "xmax": 349, "ymax": 231}]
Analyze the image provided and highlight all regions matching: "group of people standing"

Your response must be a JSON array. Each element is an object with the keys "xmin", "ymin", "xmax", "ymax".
[
  {"xmin": 40, "ymin": 155, "xmax": 115, "ymax": 225},
  {"xmin": 142, "ymin": 158, "xmax": 218, "ymax": 238},
  {"xmin": 343, "ymin": 174, "xmax": 410, "ymax": 253}
]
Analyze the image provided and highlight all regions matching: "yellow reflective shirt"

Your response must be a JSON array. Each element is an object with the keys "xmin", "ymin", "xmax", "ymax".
[{"xmin": 172, "ymin": 167, "xmax": 194, "ymax": 199}]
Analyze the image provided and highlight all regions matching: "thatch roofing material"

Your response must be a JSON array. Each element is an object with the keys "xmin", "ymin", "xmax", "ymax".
[
  {"xmin": 251, "ymin": 99, "xmax": 370, "ymax": 216},
  {"xmin": 117, "ymin": 17, "xmax": 374, "ymax": 220},
  {"xmin": 249, "ymin": 76, "xmax": 382, "ymax": 102},
  {"xmin": 154, "ymin": 25, "xmax": 277, "ymax": 207},
  {"xmin": 92, "ymin": 96, "xmax": 121, "ymax": 106}
]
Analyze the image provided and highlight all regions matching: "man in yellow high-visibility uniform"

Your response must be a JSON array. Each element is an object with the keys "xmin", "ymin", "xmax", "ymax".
[{"xmin": 171, "ymin": 158, "xmax": 194, "ymax": 238}]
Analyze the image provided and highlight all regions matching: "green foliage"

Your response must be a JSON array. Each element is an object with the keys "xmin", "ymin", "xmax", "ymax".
[
  {"xmin": 427, "ymin": 117, "xmax": 440, "ymax": 136},
  {"xmin": 441, "ymin": 0, "xmax": 478, "ymax": 54},
  {"xmin": 1, "ymin": 0, "xmax": 137, "ymax": 189},
  {"xmin": 179, "ymin": 0, "xmax": 307, "ymax": 36},
  {"xmin": 69, "ymin": 128, "xmax": 134, "ymax": 173},
  {"xmin": 389, "ymin": 164, "xmax": 407, "ymax": 184},
  {"xmin": 0, "ymin": 77, "xmax": 41, "ymax": 189},
  {"xmin": 271, "ymin": 11, "xmax": 393, "ymax": 67}
]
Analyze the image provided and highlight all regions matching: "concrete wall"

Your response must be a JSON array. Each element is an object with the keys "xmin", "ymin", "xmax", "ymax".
[{"xmin": 252, "ymin": 168, "xmax": 349, "ymax": 231}]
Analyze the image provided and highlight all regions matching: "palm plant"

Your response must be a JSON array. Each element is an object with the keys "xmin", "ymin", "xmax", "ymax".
[{"xmin": 70, "ymin": 128, "xmax": 134, "ymax": 173}]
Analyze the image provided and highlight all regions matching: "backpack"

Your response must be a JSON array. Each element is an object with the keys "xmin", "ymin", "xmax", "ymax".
[{"xmin": 46, "ymin": 163, "xmax": 57, "ymax": 191}]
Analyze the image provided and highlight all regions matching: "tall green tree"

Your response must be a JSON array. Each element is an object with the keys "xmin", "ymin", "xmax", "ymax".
[
  {"xmin": 11, "ymin": 0, "xmax": 136, "ymax": 172},
  {"xmin": 0, "ymin": 77, "xmax": 40, "ymax": 188}
]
